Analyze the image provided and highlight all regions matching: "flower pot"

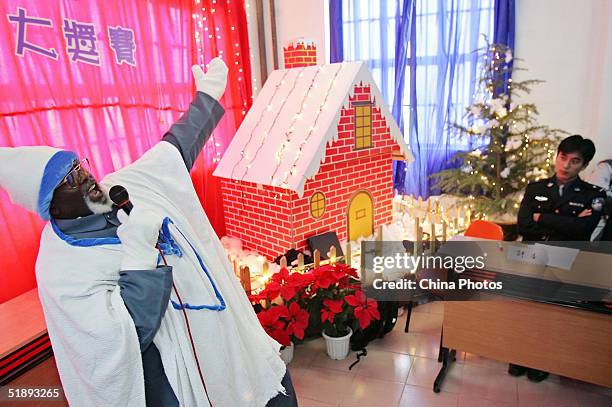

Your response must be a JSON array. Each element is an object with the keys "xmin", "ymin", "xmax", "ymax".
[
  {"xmin": 279, "ymin": 342, "xmax": 294, "ymax": 364},
  {"xmin": 322, "ymin": 328, "xmax": 353, "ymax": 360}
]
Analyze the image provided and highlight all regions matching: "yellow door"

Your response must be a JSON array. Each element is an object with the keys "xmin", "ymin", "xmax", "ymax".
[{"xmin": 348, "ymin": 191, "xmax": 373, "ymax": 241}]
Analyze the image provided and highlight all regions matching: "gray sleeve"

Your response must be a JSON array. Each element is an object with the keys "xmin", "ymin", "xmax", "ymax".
[
  {"xmin": 162, "ymin": 91, "xmax": 225, "ymax": 171},
  {"xmin": 118, "ymin": 266, "xmax": 174, "ymax": 352}
]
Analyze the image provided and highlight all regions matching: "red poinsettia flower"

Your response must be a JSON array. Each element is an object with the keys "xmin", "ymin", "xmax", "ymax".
[
  {"xmin": 280, "ymin": 272, "xmax": 307, "ymax": 301},
  {"xmin": 323, "ymin": 298, "xmax": 344, "ymax": 313},
  {"xmin": 321, "ymin": 298, "xmax": 344, "ymax": 324},
  {"xmin": 257, "ymin": 308, "xmax": 283, "ymax": 332},
  {"xmin": 321, "ymin": 307, "xmax": 335, "ymax": 324},
  {"xmin": 271, "ymin": 267, "xmax": 291, "ymax": 284},
  {"xmin": 262, "ymin": 280, "xmax": 281, "ymax": 300},
  {"xmin": 248, "ymin": 292, "xmax": 267, "ymax": 303},
  {"xmin": 286, "ymin": 302, "xmax": 309, "ymax": 340},
  {"xmin": 257, "ymin": 305, "xmax": 292, "ymax": 346},
  {"xmin": 345, "ymin": 291, "xmax": 380, "ymax": 330},
  {"xmin": 273, "ymin": 326, "xmax": 291, "ymax": 347},
  {"xmin": 311, "ymin": 267, "xmax": 337, "ymax": 289}
]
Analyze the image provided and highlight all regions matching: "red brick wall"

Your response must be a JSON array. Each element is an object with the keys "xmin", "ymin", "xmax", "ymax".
[
  {"xmin": 221, "ymin": 180, "xmax": 294, "ymax": 260},
  {"xmin": 220, "ymin": 82, "xmax": 401, "ymax": 260},
  {"xmin": 283, "ymin": 41, "xmax": 317, "ymax": 68},
  {"xmin": 290, "ymin": 82, "xmax": 398, "ymax": 252}
]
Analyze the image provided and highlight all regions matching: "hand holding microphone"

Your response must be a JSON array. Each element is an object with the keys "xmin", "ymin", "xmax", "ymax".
[{"xmin": 111, "ymin": 185, "xmax": 164, "ymax": 270}]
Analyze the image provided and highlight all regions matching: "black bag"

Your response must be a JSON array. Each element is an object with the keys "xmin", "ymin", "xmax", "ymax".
[{"xmin": 348, "ymin": 301, "xmax": 399, "ymax": 369}]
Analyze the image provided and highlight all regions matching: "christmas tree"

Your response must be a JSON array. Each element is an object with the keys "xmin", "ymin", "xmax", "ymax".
[{"xmin": 431, "ymin": 42, "xmax": 565, "ymax": 220}]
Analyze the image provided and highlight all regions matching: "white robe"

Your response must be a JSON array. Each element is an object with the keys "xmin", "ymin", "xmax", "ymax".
[{"xmin": 36, "ymin": 141, "xmax": 286, "ymax": 406}]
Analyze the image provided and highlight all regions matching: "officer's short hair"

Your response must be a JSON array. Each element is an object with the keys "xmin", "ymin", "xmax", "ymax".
[{"xmin": 557, "ymin": 135, "xmax": 596, "ymax": 166}]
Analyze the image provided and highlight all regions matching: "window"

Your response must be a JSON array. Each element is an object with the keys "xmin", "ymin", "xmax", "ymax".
[
  {"xmin": 354, "ymin": 103, "xmax": 372, "ymax": 149},
  {"xmin": 341, "ymin": 0, "xmax": 494, "ymax": 150},
  {"xmin": 310, "ymin": 192, "xmax": 326, "ymax": 218}
]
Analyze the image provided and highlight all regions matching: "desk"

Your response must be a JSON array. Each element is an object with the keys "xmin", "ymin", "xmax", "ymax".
[
  {"xmin": 426, "ymin": 239, "xmax": 612, "ymax": 392},
  {"xmin": 436, "ymin": 299, "xmax": 612, "ymax": 391}
]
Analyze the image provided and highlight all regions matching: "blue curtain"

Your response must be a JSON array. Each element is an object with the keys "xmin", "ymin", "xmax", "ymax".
[
  {"xmin": 396, "ymin": 0, "xmax": 494, "ymax": 198},
  {"xmin": 329, "ymin": 0, "xmax": 344, "ymax": 63},
  {"xmin": 494, "ymin": 0, "xmax": 515, "ymax": 49},
  {"xmin": 493, "ymin": 0, "xmax": 515, "ymax": 96},
  {"xmin": 331, "ymin": 1, "xmax": 514, "ymax": 198},
  {"xmin": 391, "ymin": 0, "xmax": 415, "ymax": 191},
  {"xmin": 340, "ymin": 0, "xmax": 397, "ymax": 104}
]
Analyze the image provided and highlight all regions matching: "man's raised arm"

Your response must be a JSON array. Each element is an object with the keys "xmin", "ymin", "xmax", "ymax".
[{"xmin": 163, "ymin": 58, "xmax": 228, "ymax": 171}]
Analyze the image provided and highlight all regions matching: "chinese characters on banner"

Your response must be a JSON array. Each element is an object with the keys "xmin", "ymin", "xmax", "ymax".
[{"xmin": 7, "ymin": 7, "xmax": 136, "ymax": 66}]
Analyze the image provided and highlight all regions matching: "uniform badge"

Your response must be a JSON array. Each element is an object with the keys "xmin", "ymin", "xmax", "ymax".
[
  {"xmin": 591, "ymin": 197, "xmax": 605, "ymax": 212},
  {"xmin": 569, "ymin": 202, "xmax": 584, "ymax": 208},
  {"xmin": 535, "ymin": 196, "xmax": 548, "ymax": 201},
  {"xmin": 546, "ymin": 182, "xmax": 554, "ymax": 187},
  {"xmin": 574, "ymin": 187, "xmax": 580, "ymax": 192}
]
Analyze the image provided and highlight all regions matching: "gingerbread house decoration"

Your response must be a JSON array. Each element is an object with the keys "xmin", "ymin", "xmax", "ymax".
[{"xmin": 214, "ymin": 41, "xmax": 412, "ymax": 261}]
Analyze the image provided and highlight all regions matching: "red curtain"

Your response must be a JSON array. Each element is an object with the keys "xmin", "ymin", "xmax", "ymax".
[
  {"xmin": 189, "ymin": 0, "xmax": 253, "ymax": 238},
  {"xmin": 0, "ymin": 0, "xmax": 252, "ymax": 303}
]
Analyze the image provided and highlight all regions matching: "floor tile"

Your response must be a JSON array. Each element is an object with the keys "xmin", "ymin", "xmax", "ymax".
[
  {"xmin": 340, "ymin": 376, "xmax": 405, "ymax": 407},
  {"xmin": 292, "ymin": 366, "xmax": 355, "ymax": 405},
  {"xmin": 414, "ymin": 301, "xmax": 445, "ymax": 315},
  {"xmin": 568, "ymin": 378, "xmax": 612, "ymax": 398},
  {"xmin": 287, "ymin": 366, "xmax": 308, "ymax": 382},
  {"xmin": 460, "ymin": 363, "xmax": 518, "ymax": 404},
  {"xmin": 298, "ymin": 396, "xmax": 339, "ymax": 407},
  {"xmin": 310, "ymin": 350, "xmax": 360, "ymax": 372},
  {"xmin": 289, "ymin": 342, "xmax": 318, "ymax": 368},
  {"xmin": 406, "ymin": 356, "xmax": 463, "ymax": 394},
  {"xmin": 354, "ymin": 349, "xmax": 412, "ymax": 383},
  {"xmin": 399, "ymin": 384, "xmax": 459, "ymax": 407},
  {"xmin": 572, "ymin": 389, "xmax": 612, "ymax": 407},
  {"xmin": 369, "ymin": 329, "xmax": 441, "ymax": 359},
  {"xmin": 404, "ymin": 311, "xmax": 444, "ymax": 335},
  {"xmin": 462, "ymin": 352, "xmax": 508, "ymax": 370},
  {"xmin": 516, "ymin": 374, "xmax": 584, "ymax": 407},
  {"xmin": 458, "ymin": 393, "xmax": 516, "ymax": 407}
]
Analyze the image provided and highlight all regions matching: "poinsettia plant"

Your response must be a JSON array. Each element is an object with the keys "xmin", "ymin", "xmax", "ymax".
[
  {"xmin": 311, "ymin": 263, "xmax": 380, "ymax": 337},
  {"xmin": 249, "ymin": 267, "xmax": 313, "ymax": 347},
  {"xmin": 250, "ymin": 263, "xmax": 381, "ymax": 342},
  {"xmin": 256, "ymin": 302, "xmax": 309, "ymax": 347}
]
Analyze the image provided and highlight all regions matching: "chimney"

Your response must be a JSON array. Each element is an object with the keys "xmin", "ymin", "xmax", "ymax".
[{"xmin": 283, "ymin": 38, "xmax": 317, "ymax": 69}]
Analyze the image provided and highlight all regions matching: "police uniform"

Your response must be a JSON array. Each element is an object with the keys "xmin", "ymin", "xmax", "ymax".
[{"xmin": 518, "ymin": 176, "xmax": 606, "ymax": 241}]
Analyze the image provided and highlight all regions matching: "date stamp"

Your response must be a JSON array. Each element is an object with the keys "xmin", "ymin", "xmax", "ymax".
[{"xmin": 0, "ymin": 386, "xmax": 64, "ymax": 401}]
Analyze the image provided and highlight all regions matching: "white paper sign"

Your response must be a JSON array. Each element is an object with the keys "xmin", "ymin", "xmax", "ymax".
[
  {"xmin": 534, "ymin": 244, "xmax": 580, "ymax": 271},
  {"xmin": 506, "ymin": 244, "xmax": 548, "ymax": 266}
]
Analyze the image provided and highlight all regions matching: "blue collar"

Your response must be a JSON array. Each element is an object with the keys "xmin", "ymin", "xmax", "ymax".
[{"xmin": 51, "ymin": 209, "xmax": 121, "ymax": 247}]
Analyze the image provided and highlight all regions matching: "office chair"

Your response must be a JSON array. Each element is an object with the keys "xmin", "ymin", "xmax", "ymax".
[{"xmin": 464, "ymin": 220, "xmax": 504, "ymax": 241}]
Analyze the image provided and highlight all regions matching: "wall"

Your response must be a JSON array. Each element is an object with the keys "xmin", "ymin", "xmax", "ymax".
[
  {"xmin": 274, "ymin": 0, "xmax": 327, "ymax": 69},
  {"xmin": 292, "ymin": 84, "xmax": 397, "ymax": 251},
  {"xmin": 513, "ymin": 0, "xmax": 612, "ymax": 167},
  {"xmin": 221, "ymin": 180, "xmax": 294, "ymax": 260}
]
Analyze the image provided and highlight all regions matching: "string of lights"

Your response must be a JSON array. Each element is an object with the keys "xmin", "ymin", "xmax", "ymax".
[
  {"xmin": 228, "ymin": 68, "xmax": 292, "ymax": 180},
  {"xmin": 278, "ymin": 63, "xmax": 345, "ymax": 188},
  {"xmin": 237, "ymin": 67, "xmax": 307, "ymax": 184},
  {"xmin": 266, "ymin": 67, "xmax": 326, "ymax": 185},
  {"xmin": 192, "ymin": 0, "xmax": 250, "ymax": 165}
]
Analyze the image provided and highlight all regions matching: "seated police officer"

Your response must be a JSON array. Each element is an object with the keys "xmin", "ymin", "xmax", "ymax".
[
  {"xmin": 518, "ymin": 134, "xmax": 606, "ymax": 242},
  {"xmin": 511, "ymin": 134, "xmax": 606, "ymax": 382}
]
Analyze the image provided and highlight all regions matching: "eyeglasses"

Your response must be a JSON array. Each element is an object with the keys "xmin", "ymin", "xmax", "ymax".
[{"xmin": 58, "ymin": 158, "xmax": 91, "ymax": 189}]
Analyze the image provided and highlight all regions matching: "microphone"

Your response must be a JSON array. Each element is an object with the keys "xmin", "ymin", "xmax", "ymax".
[{"xmin": 109, "ymin": 185, "xmax": 133, "ymax": 215}]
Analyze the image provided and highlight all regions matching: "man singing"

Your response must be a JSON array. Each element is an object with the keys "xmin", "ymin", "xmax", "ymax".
[{"xmin": 0, "ymin": 59, "xmax": 297, "ymax": 407}]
